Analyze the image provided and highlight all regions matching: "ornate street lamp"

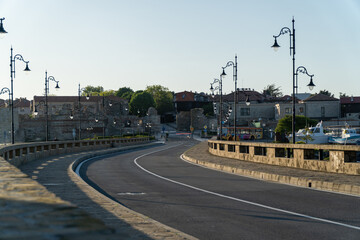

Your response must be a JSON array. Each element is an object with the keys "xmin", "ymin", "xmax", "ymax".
[
  {"xmin": 78, "ymin": 84, "xmax": 90, "ymax": 140},
  {"xmin": 10, "ymin": 47, "xmax": 31, "ymax": 144},
  {"xmin": 43, "ymin": 71, "xmax": 60, "ymax": 141},
  {"xmin": 210, "ymin": 72, "xmax": 224, "ymax": 139},
  {"xmin": 0, "ymin": 18, "xmax": 8, "ymax": 39},
  {"xmin": 295, "ymin": 66, "xmax": 315, "ymax": 93},
  {"xmin": 222, "ymin": 55, "xmax": 238, "ymax": 140},
  {"xmin": 271, "ymin": 18, "xmax": 315, "ymax": 143}
]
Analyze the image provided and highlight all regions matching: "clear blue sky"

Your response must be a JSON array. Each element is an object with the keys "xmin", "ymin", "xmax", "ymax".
[{"xmin": 0, "ymin": 0, "xmax": 359, "ymax": 100}]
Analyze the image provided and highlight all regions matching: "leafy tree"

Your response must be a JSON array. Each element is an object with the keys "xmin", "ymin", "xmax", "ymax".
[
  {"xmin": 263, "ymin": 84, "xmax": 283, "ymax": 97},
  {"xmin": 339, "ymin": 92, "xmax": 349, "ymax": 98},
  {"xmin": 100, "ymin": 90, "xmax": 116, "ymax": 96},
  {"xmin": 82, "ymin": 86, "xmax": 104, "ymax": 96},
  {"xmin": 275, "ymin": 115, "xmax": 318, "ymax": 134},
  {"xmin": 318, "ymin": 89, "xmax": 334, "ymax": 97},
  {"xmin": 129, "ymin": 91, "xmax": 155, "ymax": 116},
  {"xmin": 116, "ymin": 87, "xmax": 134, "ymax": 101},
  {"xmin": 145, "ymin": 85, "xmax": 174, "ymax": 115},
  {"xmin": 202, "ymin": 102, "xmax": 214, "ymax": 117}
]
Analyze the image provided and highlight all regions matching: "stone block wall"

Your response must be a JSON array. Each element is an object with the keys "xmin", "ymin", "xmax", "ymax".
[{"xmin": 208, "ymin": 140, "xmax": 360, "ymax": 175}]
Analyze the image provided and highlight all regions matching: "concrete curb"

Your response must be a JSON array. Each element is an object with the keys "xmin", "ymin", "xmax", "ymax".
[
  {"xmin": 68, "ymin": 143, "xmax": 198, "ymax": 240},
  {"xmin": 182, "ymin": 154, "xmax": 360, "ymax": 197}
]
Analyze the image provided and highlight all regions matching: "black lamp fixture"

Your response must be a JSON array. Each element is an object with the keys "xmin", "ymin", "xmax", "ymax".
[
  {"xmin": 0, "ymin": 18, "xmax": 8, "ymax": 38},
  {"xmin": 245, "ymin": 95, "xmax": 250, "ymax": 106}
]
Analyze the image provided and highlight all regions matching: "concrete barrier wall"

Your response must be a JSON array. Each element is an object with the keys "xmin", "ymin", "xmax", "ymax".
[
  {"xmin": 208, "ymin": 140, "xmax": 360, "ymax": 175},
  {"xmin": 0, "ymin": 137, "xmax": 150, "ymax": 167}
]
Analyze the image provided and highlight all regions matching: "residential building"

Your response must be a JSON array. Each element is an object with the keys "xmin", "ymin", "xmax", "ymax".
[
  {"xmin": 174, "ymin": 91, "xmax": 211, "ymax": 112},
  {"xmin": 340, "ymin": 96, "xmax": 360, "ymax": 118},
  {"xmin": 275, "ymin": 94, "xmax": 340, "ymax": 121}
]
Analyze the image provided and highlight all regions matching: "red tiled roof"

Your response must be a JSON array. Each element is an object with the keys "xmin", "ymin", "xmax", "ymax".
[
  {"xmin": 340, "ymin": 96, "xmax": 360, "ymax": 104},
  {"xmin": 175, "ymin": 91, "xmax": 195, "ymax": 102}
]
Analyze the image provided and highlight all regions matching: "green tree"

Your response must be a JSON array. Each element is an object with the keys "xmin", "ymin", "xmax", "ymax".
[
  {"xmin": 100, "ymin": 90, "xmax": 116, "ymax": 96},
  {"xmin": 145, "ymin": 85, "xmax": 174, "ymax": 115},
  {"xmin": 318, "ymin": 89, "xmax": 334, "ymax": 97},
  {"xmin": 116, "ymin": 87, "xmax": 134, "ymax": 101},
  {"xmin": 129, "ymin": 91, "xmax": 155, "ymax": 116},
  {"xmin": 202, "ymin": 102, "xmax": 214, "ymax": 117},
  {"xmin": 263, "ymin": 84, "xmax": 283, "ymax": 97},
  {"xmin": 339, "ymin": 92, "xmax": 349, "ymax": 98},
  {"xmin": 82, "ymin": 85, "xmax": 104, "ymax": 96},
  {"xmin": 275, "ymin": 115, "xmax": 318, "ymax": 134}
]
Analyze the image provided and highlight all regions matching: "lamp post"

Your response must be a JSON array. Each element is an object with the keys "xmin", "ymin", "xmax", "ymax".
[
  {"xmin": 44, "ymin": 71, "xmax": 60, "ymax": 141},
  {"xmin": 0, "ymin": 87, "xmax": 11, "ymax": 144},
  {"xmin": 221, "ymin": 55, "xmax": 238, "ymax": 140},
  {"xmin": 271, "ymin": 18, "xmax": 315, "ymax": 143},
  {"xmin": 0, "ymin": 18, "xmax": 8, "ymax": 39},
  {"xmin": 10, "ymin": 47, "xmax": 31, "ymax": 144},
  {"xmin": 210, "ymin": 72, "xmax": 224, "ymax": 139},
  {"xmin": 78, "ymin": 84, "xmax": 89, "ymax": 140}
]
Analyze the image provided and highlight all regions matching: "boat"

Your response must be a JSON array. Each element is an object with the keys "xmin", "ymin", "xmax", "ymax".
[
  {"xmin": 292, "ymin": 121, "xmax": 329, "ymax": 144},
  {"xmin": 328, "ymin": 127, "xmax": 360, "ymax": 145}
]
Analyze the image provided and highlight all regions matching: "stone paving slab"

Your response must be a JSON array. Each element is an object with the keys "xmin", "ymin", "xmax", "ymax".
[
  {"xmin": 183, "ymin": 141, "xmax": 360, "ymax": 196},
  {"xmin": 0, "ymin": 156, "xmax": 126, "ymax": 239}
]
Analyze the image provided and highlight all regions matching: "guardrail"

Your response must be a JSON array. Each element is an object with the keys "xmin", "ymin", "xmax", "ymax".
[
  {"xmin": 0, "ymin": 137, "xmax": 150, "ymax": 167},
  {"xmin": 208, "ymin": 140, "xmax": 360, "ymax": 175}
]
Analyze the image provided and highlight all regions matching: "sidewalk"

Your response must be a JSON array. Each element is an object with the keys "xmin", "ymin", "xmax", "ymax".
[
  {"xmin": 183, "ymin": 141, "xmax": 360, "ymax": 196},
  {"xmin": 18, "ymin": 143, "xmax": 196, "ymax": 240}
]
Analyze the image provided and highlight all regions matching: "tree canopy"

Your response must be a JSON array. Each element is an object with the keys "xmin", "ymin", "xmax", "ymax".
[
  {"xmin": 129, "ymin": 91, "xmax": 155, "ymax": 117},
  {"xmin": 339, "ymin": 92, "xmax": 348, "ymax": 98},
  {"xmin": 275, "ymin": 115, "xmax": 318, "ymax": 134},
  {"xmin": 263, "ymin": 84, "xmax": 283, "ymax": 97},
  {"xmin": 82, "ymin": 86, "xmax": 104, "ymax": 96},
  {"xmin": 318, "ymin": 89, "xmax": 334, "ymax": 98},
  {"xmin": 145, "ymin": 85, "xmax": 174, "ymax": 115},
  {"xmin": 116, "ymin": 87, "xmax": 134, "ymax": 101}
]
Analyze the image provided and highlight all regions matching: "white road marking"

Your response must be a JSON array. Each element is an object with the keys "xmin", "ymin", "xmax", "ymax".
[
  {"xmin": 133, "ymin": 146, "xmax": 360, "ymax": 231},
  {"xmin": 117, "ymin": 192, "xmax": 146, "ymax": 196}
]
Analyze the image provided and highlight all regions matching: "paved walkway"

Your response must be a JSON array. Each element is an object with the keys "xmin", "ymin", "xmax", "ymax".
[
  {"xmin": 183, "ymin": 141, "xmax": 360, "ymax": 196},
  {"xmin": 19, "ymin": 143, "xmax": 196, "ymax": 240}
]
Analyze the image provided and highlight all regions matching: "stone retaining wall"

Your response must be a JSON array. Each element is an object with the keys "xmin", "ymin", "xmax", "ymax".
[
  {"xmin": 208, "ymin": 140, "xmax": 360, "ymax": 175},
  {"xmin": 0, "ymin": 137, "xmax": 149, "ymax": 167}
]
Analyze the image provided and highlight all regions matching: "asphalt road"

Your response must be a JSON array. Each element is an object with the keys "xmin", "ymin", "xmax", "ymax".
[{"xmin": 79, "ymin": 137, "xmax": 360, "ymax": 240}]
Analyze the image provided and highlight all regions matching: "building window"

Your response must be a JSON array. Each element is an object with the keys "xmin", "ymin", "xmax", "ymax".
[
  {"xmin": 299, "ymin": 107, "xmax": 304, "ymax": 113},
  {"xmin": 240, "ymin": 108, "xmax": 250, "ymax": 116},
  {"xmin": 321, "ymin": 107, "xmax": 325, "ymax": 117},
  {"xmin": 285, "ymin": 108, "xmax": 291, "ymax": 114}
]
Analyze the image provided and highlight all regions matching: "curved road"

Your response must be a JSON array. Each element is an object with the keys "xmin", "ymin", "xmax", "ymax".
[{"xmin": 79, "ymin": 137, "xmax": 360, "ymax": 240}]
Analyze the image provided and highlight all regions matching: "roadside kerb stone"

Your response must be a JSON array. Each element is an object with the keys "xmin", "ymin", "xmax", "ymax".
[
  {"xmin": 182, "ymin": 141, "xmax": 360, "ymax": 196},
  {"xmin": 68, "ymin": 142, "xmax": 198, "ymax": 240}
]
